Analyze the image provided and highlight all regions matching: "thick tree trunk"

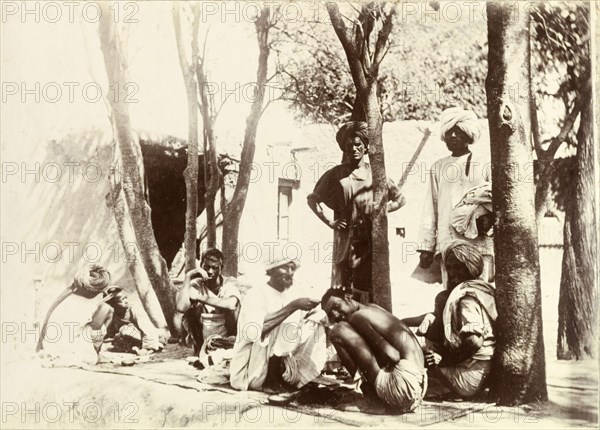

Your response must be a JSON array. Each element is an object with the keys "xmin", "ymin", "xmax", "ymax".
[
  {"xmin": 365, "ymin": 82, "xmax": 392, "ymax": 311},
  {"xmin": 98, "ymin": 6, "xmax": 177, "ymax": 334},
  {"xmin": 557, "ymin": 95, "xmax": 597, "ymax": 359},
  {"xmin": 222, "ymin": 8, "xmax": 270, "ymax": 277},
  {"xmin": 106, "ymin": 168, "xmax": 169, "ymax": 337},
  {"xmin": 485, "ymin": 2, "xmax": 547, "ymax": 405}
]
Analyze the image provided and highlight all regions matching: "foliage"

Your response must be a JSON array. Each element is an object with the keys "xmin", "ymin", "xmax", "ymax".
[
  {"xmin": 274, "ymin": 6, "xmax": 488, "ymax": 124},
  {"xmin": 531, "ymin": 3, "xmax": 590, "ymax": 107},
  {"xmin": 530, "ymin": 2, "xmax": 590, "ymax": 211}
]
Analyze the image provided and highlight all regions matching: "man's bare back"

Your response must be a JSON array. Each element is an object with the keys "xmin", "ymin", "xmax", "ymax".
[{"xmin": 347, "ymin": 303, "xmax": 424, "ymax": 368}]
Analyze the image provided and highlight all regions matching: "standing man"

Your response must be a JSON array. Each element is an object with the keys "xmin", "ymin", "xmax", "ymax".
[
  {"xmin": 176, "ymin": 248, "xmax": 241, "ymax": 355},
  {"xmin": 307, "ymin": 121, "xmax": 406, "ymax": 300},
  {"xmin": 230, "ymin": 257, "xmax": 328, "ymax": 393},
  {"xmin": 417, "ymin": 107, "xmax": 494, "ymax": 288}
]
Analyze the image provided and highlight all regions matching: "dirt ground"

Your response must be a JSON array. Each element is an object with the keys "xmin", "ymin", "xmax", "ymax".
[{"xmin": 1, "ymin": 342, "xmax": 597, "ymax": 429}]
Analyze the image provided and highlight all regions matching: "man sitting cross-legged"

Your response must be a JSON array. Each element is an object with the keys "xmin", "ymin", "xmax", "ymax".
[{"xmin": 321, "ymin": 288, "xmax": 427, "ymax": 413}]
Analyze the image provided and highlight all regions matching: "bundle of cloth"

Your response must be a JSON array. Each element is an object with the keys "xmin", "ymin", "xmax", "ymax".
[{"xmin": 451, "ymin": 182, "xmax": 493, "ymax": 239}]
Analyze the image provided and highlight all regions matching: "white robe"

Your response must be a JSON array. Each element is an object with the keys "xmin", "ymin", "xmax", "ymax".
[
  {"xmin": 229, "ymin": 283, "xmax": 327, "ymax": 391},
  {"xmin": 417, "ymin": 152, "xmax": 494, "ymax": 257},
  {"xmin": 40, "ymin": 294, "xmax": 104, "ymax": 366}
]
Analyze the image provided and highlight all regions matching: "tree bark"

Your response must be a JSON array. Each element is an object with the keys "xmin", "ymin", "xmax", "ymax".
[
  {"xmin": 98, "ymin": 6, "xmax": 177, "ymax": 334},
  {"xmin": 326, "ymin": 3, "xmax": 396, "ymax": 311},
  {"xmin": 557, "ymin": 93, "xmax": 597, "ymax": 359},
  {"xmin": 173, "ymin": 3, "xmax": 200, "ymax": 272},
  {"xmin": 486, "ymin": 2, "xmax": 547, "ymax": 405},
  {"xmin": 197, "ymin": 59, "xmax": 220, "ymax": 250},
  {"xmin": 365, "ymin": 80, "xmax": 392, "ymax": 311},
  {"xmin": 221, "ymin": 8, "xmax": 271, "ymax": 276},
  {"xmin": 106, "ymin": 167, "xmax": 169, "ymax": 337}
]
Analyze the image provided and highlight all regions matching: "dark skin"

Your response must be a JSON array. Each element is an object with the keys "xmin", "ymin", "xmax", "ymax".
[
  {"xmin": 307, "ymin": 136, "xmax": 403, "ymax": 231},
  {"xmin": 261, "ymin": 262, "xmax": 319, "ymax": 340},
  {"xmin": 423, "ymin": 252, "xmax": 484, "ymax": 368},
  {"xmin": 176, "ymin": 256, "xmax": 240, "ymax": 350},
  {"xmin": 418, "ymin": 125, "xmax": 494, "ymax": 268},
  {"xmin": 323, "ymin": 296, "xmax": 424, "ymax": 390}
]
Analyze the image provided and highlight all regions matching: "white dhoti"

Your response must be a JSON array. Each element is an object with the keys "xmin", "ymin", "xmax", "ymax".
[
  {"xmin": 230, "ymin": 282, "xmax": 328, "ymax": 391},
  {"xmin": 231, "ymin": 312, "xmax": 328, "ymax": 391}
]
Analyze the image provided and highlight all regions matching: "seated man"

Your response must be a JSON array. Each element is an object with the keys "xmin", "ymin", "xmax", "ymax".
[
  {"xmin": 176, "ymin": 248, "xmax": 241, "ymax": 355},
  {"xmin": 230, "ymin": 257, "xmax": 328, "ymax": 393},
  {"xmin": 321, "ymin": 288, "xmax": 427, "ymax": 412},
  {"xmin": 104, "ymin": 287, "xmax": 163, "ymax": 355},
  {"xmin": 424, "ymin": 240, "xmax": 497, "ymax": 399}
]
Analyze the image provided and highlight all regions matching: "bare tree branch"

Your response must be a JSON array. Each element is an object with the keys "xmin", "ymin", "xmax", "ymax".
[
  {"xmin": 531, "ymin": 99, "xmax": 543, "ymax": 156},
  {"xmin": 546, "ymin": 75, "xmax": 591, "ymax": 157},
  {"xmin": 372, "ymin": 4, "xmax": 397, "ymax": 71}
]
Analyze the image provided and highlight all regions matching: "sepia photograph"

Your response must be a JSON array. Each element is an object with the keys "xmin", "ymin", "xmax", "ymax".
[{"xmin": 1, "ymin": 1, "xmax": 598, "ymax": 428}]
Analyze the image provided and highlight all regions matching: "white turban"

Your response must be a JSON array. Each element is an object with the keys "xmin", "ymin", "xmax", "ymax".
[{"xmin": 439, "ymin": 107, "xmax": 481, "ymax": 144}]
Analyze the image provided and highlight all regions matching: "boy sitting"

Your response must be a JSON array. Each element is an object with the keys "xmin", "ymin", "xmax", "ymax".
[{"xmin": 104, "ymin": 287, "xmax": 164, "ymax": 355}]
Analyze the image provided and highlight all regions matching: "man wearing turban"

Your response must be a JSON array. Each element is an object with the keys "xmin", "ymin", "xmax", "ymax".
[
  {"xmin": 416, "ymin": 107, "xmax": 495, "ymax": 290},
  {"xmin": 307, "ymin": 121, "xmax": 406, "ymax": 300},
  {"xmin": 230, "ymin": 254, "xmax": 328, "ymax": 393},
  {"xmin": 36, "ymin": 265, "xmax": 114, "ymax": 367},
  {"xmin": 425, "ymin": 240, "xmax": 496, "ymax": 399}
]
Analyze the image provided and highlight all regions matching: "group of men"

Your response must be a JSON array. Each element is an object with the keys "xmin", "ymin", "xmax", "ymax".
[
  {"xmin": 37, "ymin": 106, "xmax": 498, "ymax": 413},
  {"xmin": 172, "ymin": 106, "xmax": 498, "ymax": 410}
]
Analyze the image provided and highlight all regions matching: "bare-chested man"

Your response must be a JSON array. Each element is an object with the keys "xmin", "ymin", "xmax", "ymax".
[{"xmin": 321, "ymin": 288, "xmax": 427, "ymax": 412}]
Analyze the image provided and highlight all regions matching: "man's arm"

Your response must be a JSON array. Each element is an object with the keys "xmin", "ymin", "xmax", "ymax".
[
  {"xmin": 307, "ymin": 194, "xmax": 347, "ymax": 230},
  {"xmin": 438, "ymin": 296, "xmax": 486, "ymax": 366},
  {"xmin": 400, "ymin": 313, "xmax": 429, "ymax": 327},
  {"xmin": 438, "ymin": 333, "xmax": 483, "ymax": 366},
  {"xmin": 175, "ymin": 268, "xmax": 206, "ymax": 313},
  {"xmin": 193, "ymin": 295, "xmax": 239, "ymax": 312},
  {"xmin": 348, "ymin": 308, "xmax": 401, "ymax": 366},
  {"xmin": 386, "ymin": 178, "xmax": 406, "ymax": 213},
  {"xmin": 261, "ymin": 298, "xmax": 318, "ymax": 340}
]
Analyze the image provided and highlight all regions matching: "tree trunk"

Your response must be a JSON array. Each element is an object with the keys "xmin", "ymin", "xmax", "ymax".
[
  {"xmin": 557, "ymin": 94, "xmax": 597, "ymax": 359},
  {"xmin": 173, "ymin": 3, "xmax": 200, "ymax": 273},
  {"xmin": 365, "ymin": 82, "xmax": 392, "ymax": 311},
  {"xmin": 222, "ymin": 8, "xmax": 270, "ymax": 277},
  {"xmin": 106, "ymin": 168, "xmax": 169, "ymax": 337},
  {"xmin": 534, "ymin": 157, "xmax": 554, "ymax": 224},
  {"xmin": 197, "ymin": 60, "xmax": 220, "ymax": 250},
  {"xmin": 98, "ymin": 6, "xmax": 177, "ymax": 335},
  {"xmin": 326, "ymin": 2, "xmax": 396, "ymax": 311},
  {"xmin": 485, "ymin": 2, "xmax": 547, "ymax": 405},
  {"xmin": 183, "ymin": 88, "xmax": 199, "ymax": 271}
]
